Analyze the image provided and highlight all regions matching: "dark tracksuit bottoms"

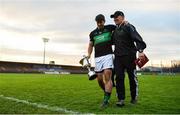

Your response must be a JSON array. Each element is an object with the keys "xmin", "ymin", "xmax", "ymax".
[{"xmin": 114, "ymin": 54, "xmax": 138, "ymax": 100}]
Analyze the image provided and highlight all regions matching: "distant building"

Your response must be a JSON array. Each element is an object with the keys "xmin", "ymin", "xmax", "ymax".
[{"xmin": 0, "ymin": 61, "xmax": 87, "ymax": 74}]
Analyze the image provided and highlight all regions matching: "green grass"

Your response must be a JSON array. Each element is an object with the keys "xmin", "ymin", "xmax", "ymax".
[{"xmin": 0, "ymin": 73, "xmax": 180, "ymax": 114}]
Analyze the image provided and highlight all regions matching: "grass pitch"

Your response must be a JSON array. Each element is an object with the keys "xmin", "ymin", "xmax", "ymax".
[{"xmin": 0, "ymin": 73, "xmax": 180, "ymax": 114}]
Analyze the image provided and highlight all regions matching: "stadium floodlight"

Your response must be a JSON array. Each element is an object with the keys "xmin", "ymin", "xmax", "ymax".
[{"xmin": 42, "ymin": 38, "xmax": 49, "ymax": 64}]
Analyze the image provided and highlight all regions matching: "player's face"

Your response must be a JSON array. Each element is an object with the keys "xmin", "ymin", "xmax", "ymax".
[
  {"xmin": 96, "ymin": 20, "xmax": 105, "ymax": 29},
  {"xmin": 114, "ymin": 16, "xmax": 124, "ymax": 25}
]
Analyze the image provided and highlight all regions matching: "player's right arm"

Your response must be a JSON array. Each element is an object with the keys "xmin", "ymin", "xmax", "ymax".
[
  {"xmin": 88, "ymin": 32, "xmax": 94, "ymax": 59},
  {"xmin": 87, "ymin": 41, "xmax": 93, "ymax": 59}
]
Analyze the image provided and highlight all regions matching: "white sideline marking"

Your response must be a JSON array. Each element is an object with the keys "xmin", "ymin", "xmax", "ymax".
[{"xmin": 0, "ymin": 94, "xmax": 94, "ymax": 114}]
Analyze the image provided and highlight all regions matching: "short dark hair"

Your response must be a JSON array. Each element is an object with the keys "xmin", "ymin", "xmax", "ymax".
[{"xmin": 95, "ymin": 14, "xmax": 105, "ymax": 22}]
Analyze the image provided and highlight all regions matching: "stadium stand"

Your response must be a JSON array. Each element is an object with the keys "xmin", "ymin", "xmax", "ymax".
[{"xmin": 0, "ymin": 61, "xmax": 87, "ymax": 74}]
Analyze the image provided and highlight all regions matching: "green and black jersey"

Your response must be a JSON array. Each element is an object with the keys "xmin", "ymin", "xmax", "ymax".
[{"xmin": 89, "ymin": 25, "xmax": 116, "ymax": 58}]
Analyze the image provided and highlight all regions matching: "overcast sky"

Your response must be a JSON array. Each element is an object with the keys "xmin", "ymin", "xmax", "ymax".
[{"xmin": 0, "ymin": 0, "xmax": 180, "ymax": 66}]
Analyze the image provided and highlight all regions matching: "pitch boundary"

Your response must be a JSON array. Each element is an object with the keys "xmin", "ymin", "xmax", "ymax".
[{"xmin": 0, "ymin": 94, "xmax": 94, "ymax": 114}]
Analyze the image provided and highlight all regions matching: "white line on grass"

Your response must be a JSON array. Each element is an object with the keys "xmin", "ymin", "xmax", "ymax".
[{"xmin": 0, "ymin": 94, "xmax": 94, "ymax": 114}]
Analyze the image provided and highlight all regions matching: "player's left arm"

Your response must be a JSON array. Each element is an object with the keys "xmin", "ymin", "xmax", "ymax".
[{"xmin": 107, "ymin": 25, "xmax": 116, "ymax": 45}]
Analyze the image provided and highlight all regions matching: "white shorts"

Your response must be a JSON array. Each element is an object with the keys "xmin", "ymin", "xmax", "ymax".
[{"xmin": 94, "ymin": 54, "xmax": 114, "ymax": 72}]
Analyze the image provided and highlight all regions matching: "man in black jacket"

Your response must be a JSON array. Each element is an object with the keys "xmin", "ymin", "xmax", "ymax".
[{"xmin": 110, "ymin": 11, "xmax": 146, "ymax": 107}]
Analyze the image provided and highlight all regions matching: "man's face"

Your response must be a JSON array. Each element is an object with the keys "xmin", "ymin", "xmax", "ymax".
[
  {"xmin": 114, "ymin": 16, "xmax": 124, "ymax": 25},
  {"xmin": 96, "ymin": 20, "xmax": 105, "ymax": 29}
]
